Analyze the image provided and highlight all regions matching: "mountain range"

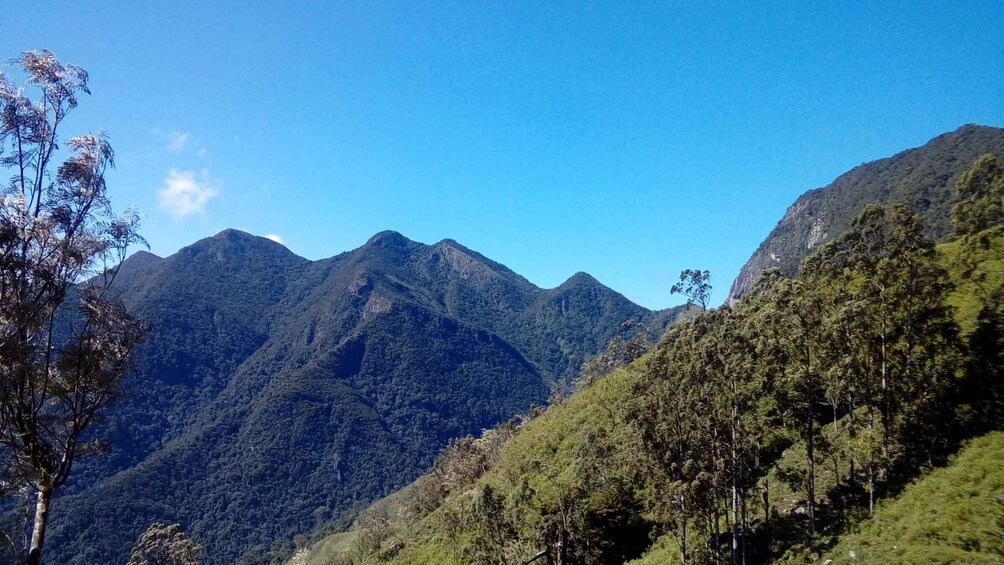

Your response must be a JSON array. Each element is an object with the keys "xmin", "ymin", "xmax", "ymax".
[
  {"xmin": 42, "ymin": 229, "xmax": 679, "ymax": 564},
  {"xmin": 33, "ymin": 123, "xmax": 1004, "ymax": 564},
  {"xmin": 284, "ymin": 125, "xmax": 1004, "ymax": 565}
]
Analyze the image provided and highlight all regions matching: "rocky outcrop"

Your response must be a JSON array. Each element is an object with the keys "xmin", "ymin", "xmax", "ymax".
[{"xmin": 728, "ymin": 124, "xmax": 1004, "ymax": 302}]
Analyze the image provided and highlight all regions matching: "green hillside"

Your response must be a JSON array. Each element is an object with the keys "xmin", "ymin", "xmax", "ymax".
[
  {"xmin": 816, "ymin": 432, "xmax": 1004, "ymax": 565},
  {"xmin": 292, "ymin": 153, "xmax": 1004, "ymax": 565}
]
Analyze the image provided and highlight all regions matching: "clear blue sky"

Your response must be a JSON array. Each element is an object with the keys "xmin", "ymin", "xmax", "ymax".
[{"xmin": 3, "ymin": 2, "xmax": 1002, "ymax": 309}]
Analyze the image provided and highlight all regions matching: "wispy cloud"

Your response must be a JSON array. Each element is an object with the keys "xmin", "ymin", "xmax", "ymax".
[
  {"xmin": 158, "ymin": 169, "xmax": 220, "ymax": 219},
  {"xmin": 265, "ymin": 234, "xmax": 284, "ymax": 244},
  {"xmin": 167, "ymin": 130, "xmax": 190, "ymax": 153},
  {"xmin": 152, "ymin": 128, "xmax": 192, "ymax": 153}
]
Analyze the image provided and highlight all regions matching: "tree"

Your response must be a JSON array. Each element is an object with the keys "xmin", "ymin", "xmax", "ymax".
[
  {"xmin": 0, "ymin": 50, "xmax": 145, "ymax": 564},
  {"xmin": 127, "ymin": 523, "xmax": 204, "ymax": 565},
  {"xmin": 800, "ymin": 204, "xmax": 962, "ymax": 511},
  {"xmin": 671, "ymin": 269, "xmax": 712, "ymax": 311},
  {"xmin": 951, "ymin": 153, "xmax": 1003, "ymax": 237},
  {"xmin": 576, "ymin": 321, "xmax": 651, "ymax": 390},
  {"xmin": 631, "ymin": 309, "xmax": 764, "ymax": 564}
]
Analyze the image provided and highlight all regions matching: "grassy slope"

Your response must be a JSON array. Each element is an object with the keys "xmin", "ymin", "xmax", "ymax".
[{"xmin": 816, "ymin": 432, "xmax": 1004, "ymax": 565}]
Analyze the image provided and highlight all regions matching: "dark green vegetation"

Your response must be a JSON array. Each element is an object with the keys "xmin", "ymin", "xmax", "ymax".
[
  {"xmin": 127, "ymin": 523, "xmax": 204, "ymax": 565},
  {"xmin": 35, "ymin": 229, "xmax": 678, "ymax": 564},
  {"xmin": 728, "ymin": 124, "xmax": 1004, "ymax": 302},
  {"xmin": 292, "ymin": 149, "xmax": 1004, "ymax": 565}
]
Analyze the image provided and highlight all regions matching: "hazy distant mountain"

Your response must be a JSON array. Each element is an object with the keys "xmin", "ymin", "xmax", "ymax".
[
  {"xmin": 43, "ymin": 229, "xmax": 679, "ymax": 564},
  {"xmin": 729, "ymin": 124, "xmax": 1004, "ymax": 301}
]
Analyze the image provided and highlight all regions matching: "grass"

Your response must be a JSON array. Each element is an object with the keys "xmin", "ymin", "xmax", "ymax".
[{"xmin": 816, "ymin": 431, "xmax": 1004, "ymax": 564}]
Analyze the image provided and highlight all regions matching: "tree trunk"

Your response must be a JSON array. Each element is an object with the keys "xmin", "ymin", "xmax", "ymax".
[
  {"xmin": 806, "ymin": 403, "xmax": 816, "ymax": 534},
  {"xmin": 731, "ymin": 379, "xmax": 740, "ymax": 565},
  {"xmin": 762, "ymin": 479, "xmax": 770, "ymax": 547},
  {"xmin": 713, "ymin": 504, "xmax": 722, "ymax": 564},
  {"xmin": 868, "ymin": 464, "xmax": 875, "ymax": 516},
  {"xmin": 723, "ymin": 494, "xmax": 732, "ymax": 565},
  {"xmin": 740, "ymin": 487, "xmax": 748, "ymax": 565},
  {"xmin": 847, "ymin": 392, "xmax": 857, "ymax": 486},
  {"xmin": 26, "ymin": 486, "xmax": 52, "ymax": 565},
  {"xmin": 868, "ymin": 406, "xmax": 877, "ymax": 517},
  {"xmin": 679, "ymin": 496, "xmax": 688, "ymax": 564},
  {"xmin": 881, "ymin": 311, "xmax": 891, "ymax": 467},
  {"xmin": 556, "ymin": 526, "xmax": 567, "ymax": 565}
]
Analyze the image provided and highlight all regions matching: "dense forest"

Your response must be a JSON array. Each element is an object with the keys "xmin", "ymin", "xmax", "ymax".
[
  {"xmin": 20, "ymin": 228, "xmax": 678, "ymax": 565},
  {"xmin": 286, "ymin": 151, "xmax": 1004, "ymax": 565}
]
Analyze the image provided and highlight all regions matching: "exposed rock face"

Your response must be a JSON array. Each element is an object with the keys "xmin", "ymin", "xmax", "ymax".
[
  {"xmin": 807, "ymin": 218, "xmax": 827, "ymax": 249},
  {"xmin": 362, "ymin": 293, "xmax": 392, "ymax": 319},
  {"xmin": 432, "ymin": 242, "xmax": 494, "ymax": 284},
  {"xmin": 728, "ymin": 124, "xmax": 1004, "ymax": 303}
]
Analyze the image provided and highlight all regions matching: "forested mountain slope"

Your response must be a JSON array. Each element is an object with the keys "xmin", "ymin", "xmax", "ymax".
[
  {"xmin": 296, "ymin": 222, "xmax": 1003, "ymax": 565},
  {"xmin": 729, "ymin": 124, "xmax": 1004, "ymax": 301},
  {"xmin": 292, "ymin": 149, "xmax": 1004, "ymax": 565},
  {"xmin": 38, "ymin": 229, "xmax": 678, "ymax": 565}
]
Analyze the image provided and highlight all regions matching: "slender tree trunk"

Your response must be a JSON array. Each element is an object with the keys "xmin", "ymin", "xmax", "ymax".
[
  {"xmin": 868, "ymin": 406, "xmax": 877, "ymax": 516},
  {"xmin": 679, "ymin": 496, "xmax": 688, "ymax": 564},
  {"xmin": 26, "ymin": 486, "xmax": 52, "ymax": 565},
  {"xmin": 806, "ymin": 403, "xmax": 816, "ymax": 534},
  {"xmin": 881, "ymin": 311, "xmax": 890, "ymax": 468},
  {"xmin": 868, "ymin": 464, "xmax": 875, "ymax": 516},
  {"xmin": 726, "ymin": 491, "xmax": 734, "ymax": 564},
  {"xmin": 762, "ymin": 479, "xmax": 770, "ymax": 547},
  {"xmin": 731, "ymin": 379, "xmax": 740, "ymax": 565},
  {"xmin": 714, "ymin": 503, "xmax": 722, "ymax": 564},
  {"xmin": 740, "ymin": 486, "xmax": 748, "ymax": 565},
  {"xmin": 847, "ymin": 391, "xmax": 857, "ymax": 486},
  {"xmin": 557, "ymin": 522, "xmax": 567, "ymax": 565}
]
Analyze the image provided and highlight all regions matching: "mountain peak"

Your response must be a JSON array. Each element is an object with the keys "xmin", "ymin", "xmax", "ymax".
[
  {"xmin": 212, "ymin": 228, "xmax": 256, "ymax": 241},
  {"xmin": 559, "ymin": 271, "xmax": 600, "ymax": 288},
  {"xmin": 434, "ymin": 237, "xmax": 463, "ymax": 249},
  {"xmin": 175, "ymin": 229, "xmax": 303, "ymax": 267},
  {"xmin": 430, "ymin": 238, "xmax": 532, "ymax": 287},
  {"xmin": 365, "ymin": 230, "xmax": 411, "ymax": 247},
  {"xmin": 205, "ymin": 229, "xmax": 289, "ymax": 249},
  {"xmin": 128, "ymin": 249, "xmax": 162, "ymax": 262},
  {"xmin": 727, "ymin": 123, "xmax": 1004, "ymax": 302}
]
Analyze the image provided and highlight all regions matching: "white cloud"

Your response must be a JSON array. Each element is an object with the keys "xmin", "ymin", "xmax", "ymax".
[
  {"xmin": 157, "ymin": 169, "xmax": 220, "ymax": 219},
  {"xmin": 152, "ymin": 128, "xmax": 191, "ymax": 153},
  {"xmin": 265, "ymin": 234, "xmax": 284, "ymax": 244},
  {"xmin": 166, "ymin": 130, "xmax": 190, "ymax": 153}
]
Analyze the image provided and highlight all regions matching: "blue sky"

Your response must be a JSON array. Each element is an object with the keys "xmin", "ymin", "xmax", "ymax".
[{"xmin": 2, "ymin": 2, "xmax": 1002, "ymax": 309}]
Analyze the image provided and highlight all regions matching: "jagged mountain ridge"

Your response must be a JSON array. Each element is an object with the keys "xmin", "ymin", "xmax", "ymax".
[
  {"xmin": 44, "ymin": 229, "xmax": 680, "ymax": 564},
  {"xmin": 729, "ymin": 124, "xmax": 1004, "ymax": 301}
]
